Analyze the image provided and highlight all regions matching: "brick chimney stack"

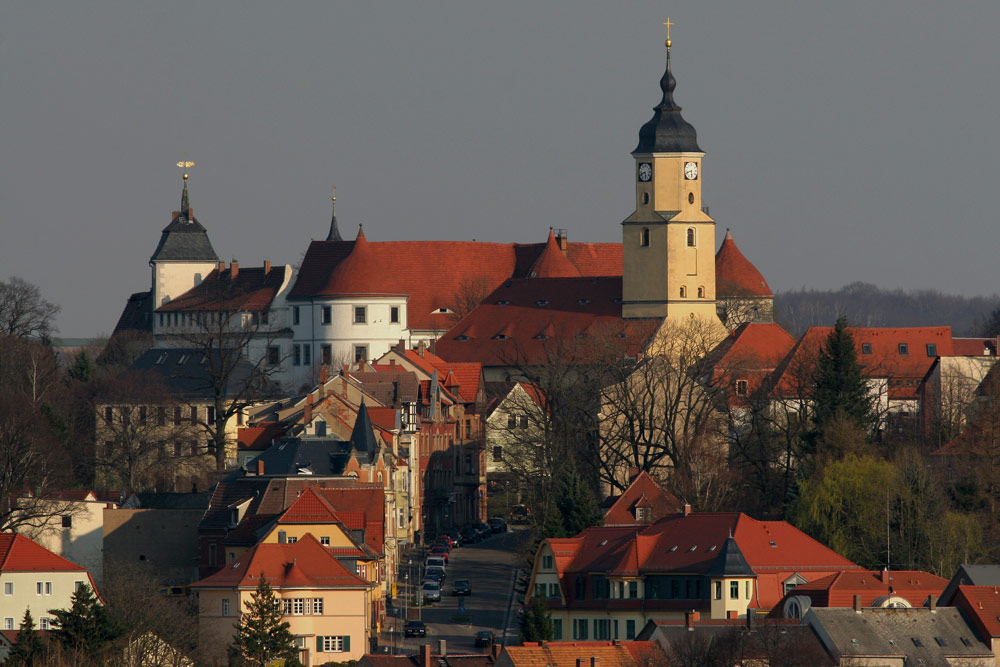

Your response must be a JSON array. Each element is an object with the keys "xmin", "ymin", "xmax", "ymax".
[
  {"xmin": 685, "ymin": 610, "xmax": 699, "ymax": 630},
  {"xmin": 853, "ymin": 594, "xmax": 862, "ymax": 612},
  {"xmin": 230, "ymin": 260, "xmax": 239, "ymax": 278},
  {"xmin": 422, "ymin": 644, "xmax": 432, "ymax": 667},
  {"xmin": 438, "ymin": 639, "xmax": 446, "ymax": 657},
  {"xmin": 264, "ymin": 260, "xmax": 271, "ymax": 275},
  {"xmin": 591, "ymin": 657, "xmax": 600, "ymax": 667},
  {"xmin": 683, "ymin": 503, "xmax": 692, "ymax": 517}
]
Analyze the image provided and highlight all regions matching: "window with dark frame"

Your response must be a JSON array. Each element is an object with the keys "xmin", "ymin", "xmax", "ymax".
[
  {"xmin": 354, "ymin": 306, "xmax": 366, "ymax": 324},
  {"xmin": 640, "ymin": 228, "xmax": 650, "ymax": 247},
  {"xmin": 926, "ymin": 343, "xmax": 937, "ymax": 357},
  {"xmin": 322, "ymin": 345, "xmax": 332, "ymax": 365},
  {"xmin": 862, "ymin": 343, "xmax": 873, "ymax": 354},
  {"xmin": 390, "ymin": 306, "xmax": 400, "ymax": 323},
  {"xmin": 899, "ymin": 343, "xmax": 909, "ymax": 355},
  {"xmin": 321, "ymin": 306, "xmax": 332, "ymax": 325},
  {"xmin": 292, "ymin": 306, "xmax": 300, "ymax": 326},
  {"xmin": 267, "ymin": 346, "xmax": 280, "ymax": 366}
]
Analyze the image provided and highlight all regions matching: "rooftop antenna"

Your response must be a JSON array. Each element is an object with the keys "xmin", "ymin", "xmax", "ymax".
[{"xmin": 885, "ymin": 486, "xmax": 890, "ymax": 574}]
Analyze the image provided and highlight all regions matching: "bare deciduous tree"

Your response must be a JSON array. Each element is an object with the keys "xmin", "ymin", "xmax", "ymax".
[{"xmin": 0, "ymin": 276, "xmax": 61, "ymax": 340}]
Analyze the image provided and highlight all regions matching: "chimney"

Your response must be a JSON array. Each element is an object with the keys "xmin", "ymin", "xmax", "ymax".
[
  {"xmin": 685, "ymin": 610, "xmax": 699, "ymax": 630},
  {"xmin": 422, "ymin": 644, "xmax": 432, "ymax": 667},
  {"xmin": 320, "ymin": 365, "xmax": 329, "ymax": 384},
  {"xmin": 727, "ymin": 610, "xmax": 737, "ymax": 620},
  {"xmin": 230, "ymin": 260, "xmax": 239, "ymax": 278},
  {"xmin": 683, "ymin": 503, "xmax": 692, "ymax": 517},
  {"xmin": 556, "ymin": 229, "xmax": 568, "ymax": 251},
  {"xmin": 304, "ymin": 394, "xmax": 313, "ymax": 424},
  {"xmin": 256, "ymin": 460, "xmax": 265, "ymax": 476},
  {"xmin": 591, "ymin": 658, "xmax": 599, "ymax": 667},
  {"xmin": 264, "ymin": 260, "xmax": 271, "ymax": 275},
  {"xmin": 577, "ymin": 660, "xmax": 585, "ymax": 667},
  {"xmin": 218, "ymin": 261, "xmax": 225, "ymax": 272},
  {"xmin": 853, "ymin": 594, "xmax": 862, "ymax": 612},
  {"xmin": 881, "ymin": 567, "xmax": 889, "ymax": 583},
  {"xmin": 418, "ymin": 340, "xmax": 427, "ymax": 358},
  {"xmin": 492, "ymin": 643, "xmax": 502, "ymax": 659},
  {"xmin": 929, "ymin": 595, "xmax": 937, "ymax": 612},
  {"xmin": 318, "ymin": 380, "xmax": 326, "ymax": 402},
  {"xmin": 438, "ymin": 639, "xmax": 446, "ymax": 657}
]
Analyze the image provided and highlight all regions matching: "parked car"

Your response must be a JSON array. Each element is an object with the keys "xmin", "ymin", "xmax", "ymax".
[
  {"xmin": 452, "ymin": 579, "xmax": 472, "ymax": 596},
  {"xmin": 426, "ymin": 565, "xmax": 447, "ymax": 582},
  {"xmin": 422, "ymin": 580, "xmax": 441, "ymax": 602},
  {"xmin": 405, "ymin": 620, "xmax": 427, "ymax": 637},
  {"xmin": 434, "ymin": 535, "xmax": 453, "ymax": 549},
  {"xmin": 426, "ymin": 556, "xmax": 447, "ymax": 570},
  {"xmin": 487, "ymin": 517, "xmax": 508, "ymax": 533},
  {"xmin": 475, "ymin": 630, "xmax": 495, "ymax": 648},
  {"xmin": 511, "ymin": 505, "xmax": 531, "ymax": 524},
  {"xmin": 461, "ymin": 527, "xmax": 480, "ymax": 544},
  {"xmin": 430, "ymin": 546, "xmax": 450, "ymax": 563},
  {"xmin": 474, "ymin": 522, "xmax": 492, "ymax": 540},
  {"xmin": 448, "ymin": 530, "xmax": 463, "ymax": 547}
]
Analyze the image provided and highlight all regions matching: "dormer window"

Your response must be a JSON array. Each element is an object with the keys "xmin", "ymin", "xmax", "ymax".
[
  {"xmin": 496, "ymin": 300, "xmax": 510, "ymax": 306},
  {"xmin": 898, "ymin": 343, "xmax": 909, "ymax": 355},
  {"xmin": 536, "ymin": 300, "xmax": 549, "ymax": 307},
  {"xmin": 861, "ymin": 343, "xmax": 873, "ymax": 355},
  {"xmin": 455, "ymin": 335, "xmax": 470, "ymax": 341}
]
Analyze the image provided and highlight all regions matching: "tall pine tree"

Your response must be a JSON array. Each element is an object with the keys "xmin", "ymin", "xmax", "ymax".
[
  {"xmin": 7, "ymin": 609, "xmax": 44, "ymax": 666},
  {"xmin": 520, "ymin": 595, "xmax": 554, "ymax": 642},
  {"xmin": 554, "ymin": 461, "xmax": 602, "ymax": 537},
  {"xmin": 49, "ymin": 583, "xmax": 120, "ymax": 658},
  {"xmin": 811, "ymin": 316, "xmax": 876, "ymax": 437},
  {"xmin": 231, "ymin": 576, "xmax": 302, "ymax": 667}
]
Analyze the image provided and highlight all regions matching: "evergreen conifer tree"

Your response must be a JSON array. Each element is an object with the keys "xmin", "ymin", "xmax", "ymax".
[
  {"xmin": 811, "ymin": 316, "xmax": 876, "ymax": 436},
  {"xmin": 49, "ymin": 583, "xmax": 120, "ymax": 658},
  {"xmin": 7, "ymin": 609, "xmax": 44, "ymax": 666},
  {"xmin": 231, "ymin": 576, "xmax": 302, "ymax": 667},
  {"xmin": 520, "ymin": 595, "xmax": 554, "ymax": 642},
  {"xmin": 555, "ymin": 462, "xmax": 602, "ymax": 536}
]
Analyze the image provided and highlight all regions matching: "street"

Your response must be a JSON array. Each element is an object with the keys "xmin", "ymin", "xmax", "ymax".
[{"xmin": 383, "ymin": 528, "xmax": 527, "ymax": 655}]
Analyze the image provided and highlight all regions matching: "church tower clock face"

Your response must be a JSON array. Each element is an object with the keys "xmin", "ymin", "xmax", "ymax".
[
  {"xmin": 637, "ymin": 162, "xmax": 652, "ymax": 182},
  {"xmin": 684, "ymin": 161, "xmax": 698, "ymax": 180}
]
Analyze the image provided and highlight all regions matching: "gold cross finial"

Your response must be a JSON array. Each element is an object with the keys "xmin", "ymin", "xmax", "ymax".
[
  {"xmin": 663, "ymin": 17, "xmax": 675, "ymax": 49},
  {"xmin": 176, "ymin": 160, "xmax": 195, "ymax": 180},
  {"xmin": 331, "ymin": 186, "xmax": 337, "ymax": 203}
]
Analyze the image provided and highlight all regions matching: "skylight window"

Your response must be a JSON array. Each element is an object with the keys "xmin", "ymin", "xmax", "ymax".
[
  {"xmin": 961, "ymin": 637, "xmax": 973, "ymax": 647},
  {"xmin": 861, "ymin": 343, "xmax": 872, "ymax": 354},
  {"xmin": 599, "ymin": 540, "xmax": 607, "ymax": 547},
  {"xmin": 687, "ymin": 545, "xmax": 697, "ymax": 552},
  {"xmin": 536, "ymin": 300, "xmax": 549, "ymax": 307},
  {"xmin": 926, "ymin": 343, "xmax": 937, "ymax": 357},
  {"xmin": 455, "ymin": 335, "xmax": 470, "ymax": 341},
  {"xmin": 934, "ymin": 637, "xmax": 947, "ymax": 647},
  {"xmin": 578, "ymin": 299, "xmax": 590, "ymax": 305},
  {"xmin": 669, "ymin": 546, "xmax": 678, "ymax": 552},
  {"xmin": 898, "ymin": 343, "xmax": 909, "ymax": 355},
  {"xmin": 496, "ymin": 300, "xmax": 510, "ymax": 306},
  {"xmin": 769, "ymin": 541, "xmax": 777, "ymax": 547},
  {"xmin": 911, "ymin": 638, "xmax": 923, "ymax": 647},
  {"xmin": 155, "ymin": 353, "xmax": 168, "ymax": 365},
  {"xmin": 708, "ymin": 545, "xmax": 716, "ymax": 552}
]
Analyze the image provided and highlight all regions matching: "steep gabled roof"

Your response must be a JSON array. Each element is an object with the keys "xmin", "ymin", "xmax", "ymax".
[
  {"xmin": 603, "ymin": 471, "xmax": 681, "ymax": 526},
  {"xmin": 149, "ymin": 180, "xmax": 218, "ymax": 263},
  {"xmin": 112, "ymin": 291, "xmax": 153, "ymax": 335},
  {"xmin": 191, "ymin": 533, "xmax": 370, "ymax": 589},
  {"xmin": 278, "ymin": 486, "xmax": 343, "ymax": 524},
  {"xmin": 0, "ymin": 533, "xmax": 88, "ymax": 573},
  {"xmin": 705, "ymin": 536, "xmax": 755, "ymax": 577},
  {"xmin": 715, "ymin": 231, "xmax": 771, "ymax": 298},
  {"xmin": 349, "ymin": 401, "xmax": 379, "ymax": 455},
  {"xmin": 952, "ymin": 585, "xmax": 1000, "ymax": 641},
  {"xmin": 528, "ymin": 230, "xmax": 582, "ymax": 279}
]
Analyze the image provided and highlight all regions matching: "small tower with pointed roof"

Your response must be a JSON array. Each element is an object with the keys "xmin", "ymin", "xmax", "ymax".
[
  {"xmin": 149, "ymin": 167, "xmax": 220, "ymax": 309},
  {"xmin": 622, "ymin": 27, "xmax": 718, "ymax": 325},
  {"xmin": 707, "ymin": 534, "xmax": 757, "ymax": 619}
]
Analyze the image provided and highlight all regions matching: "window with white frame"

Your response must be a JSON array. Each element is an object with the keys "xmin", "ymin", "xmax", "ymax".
[
  {"xmin": 321, "ymin": 536, "xmax": 330, "ymax": 545},
  {"xmin": 39, "ymin": 618, "xmax": 50, "ymax": 630},
  {"xmin": 3, "ymin": 582, "xmax": 12, "ymax": 595},
  {"xmin": 292, "ymin": 598, "xmax": 304, "ymax": 615},
  {"xmin": 3, "ymin": 618, "xmax": 12, "ymax": 630},
  {"xmin": 313, "ymin": 598, "xmax": 323, "ymax": 615},
  {"xmin": 318, "ymin": 635, "xmax": 347, "ymax": 652}
]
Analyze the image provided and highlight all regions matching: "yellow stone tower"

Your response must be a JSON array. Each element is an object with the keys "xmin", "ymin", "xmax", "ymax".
[{"xmin": 622, "ymin": 24, "xmax": 718, "ymax": 323}]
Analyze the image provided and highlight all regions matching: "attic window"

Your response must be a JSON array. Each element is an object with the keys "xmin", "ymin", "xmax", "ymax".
[
  {"xmin": 232, "ymin": 561, "xmax": 240, "ymax": 569},
  {"xmin": 613, "ymin": 298, "xmax": 623, "ymax": 305},
  {"xmin": 669, "ymin": 546, "xmax": 677, "ymax": 552},
  {"xmin": 535, "ymin": 333, "xmax": 549, "ymax": 340},
  {"xmin": 178, "ymin": 354, "xmax": 189, "ymax": 364},
  {"xmin": 455, "ymin": 335, "xmax": 470, "ymax": 341},
  {"xmin": 155, "ymin": 353, "xmax": 168, "ymax": 365},
  {"xmin": 961, "ymin": 638, "xmax": 973, "ymax": 647},
  {"xmin": 926, "ymin": 343, "xmax": 937, "ymax": 357},
  {"xmin": 493, "ymin": 334, "xmax": 509, "ymax": 340},
  {"xmin": 578, "ymin": 298, "xmax": 590, "ymax": 305},
  {"xmin": 599, "ymin": 540, "xmax": 608, "ymax": 547},
  {"xmin": 687, "ymin": 545, "xmax": 697, "ymax": 552},
  {"xmin": 899, "ymin": 343, "xmax": 909, "ymax": 355},
  {"xmin": 934, "ymin": 637, "xmax": 947, "ymax": 647},
  {"xmin": 438, "ymin": 307, "xmax": 452, "ymax": 314},
  {"xmin": 861, "ymin": 343, "xmax": 872, "ymax": 355},
  {"xmin": 497, "ymin": 300, "xmax": 510, "ymax": 306},
  {"xmin": 769, "ymin": 541, "xmax": 777, "ymax": 547},
  {"xmin": 708, "ymin": 545, "xmax": 716, "ymax": 552},
  {"xmin": 536, "ymin": 300, "xmax": 550, "ymax": 307},
  {"xmin": 911, "ymin": 638, "xmax": 923, "ymax": 647}
]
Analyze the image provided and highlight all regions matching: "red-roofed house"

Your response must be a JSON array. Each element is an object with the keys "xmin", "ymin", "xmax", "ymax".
[
  {"xmin": 191, "ymin": 533, "xmax": 374, "ymax": 665},
  {"xmin": 0, "ymin": 533, "xmax": 98, "ymax": 634},
  {"xmin": 714, "ymin": 231, "xmax": 774, "ymax": 327},
  {"xmin": 526, "ymin": 510, "xmax": 860, "ymax": 640},
  {"xmin": 950, "ymin": 585, "xmax": 1000, "ymax": 655},
  {"xmin": 770, "ymin": 569, "xmax": 947, "ymax": 620},
  {"xmin": 602, "ymin": 471, "xmax": 681, "ymax": 527},
  {"xmin": 495, "ymin": 640, "xmax": 666, "ymax": 667}
]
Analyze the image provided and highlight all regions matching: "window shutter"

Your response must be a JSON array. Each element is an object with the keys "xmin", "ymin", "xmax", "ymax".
[
  {"xmin": 317, "ymin": 636, "xmax": 323, "ymax": 652},
  {"xmin": 343, "ymin": 635, "xmax": 350, "ymax": 652}
]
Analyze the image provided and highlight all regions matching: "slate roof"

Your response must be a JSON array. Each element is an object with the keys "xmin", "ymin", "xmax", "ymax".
[
  {"xmin": 715, "ymin": 231, "xmax": 772, "ymax": 298},
  {"xmin": 633, "ymin": 45, "xmax": 701, "ymax": 154},
  {"xmin": 248, "ymin": 436, "xmax": 359, "ymax": 476},
  {"xmin": 149, "ymin": 182, "xmax": 218, "ymax": 263},
  {"xmin": 191, "ymin": 533, "xmax": 369, "ymax": 589},
  {"xmin": 706, "ymin": 536, "xmax": 756, "ymax": 577},
  {"xmin": 130, "ymin": 347, "xmax": 281, "ymax": 400},
  {"xmin": 112, "ymin": 291, "xmax": 153, "ymax": 335},
  {"xmin": 349, "ymin": 402, "xmax": 379, "ymax": 456},
  {"xmin": 350, "ymin": 370, "xmax": 420, "ymax": 405},
  {"xmin": 940, "ymin": 564, "xmax": 1000, "ymax": 604},
  {"xmin": 435, "ymin": 277, "xmax": 660, "ymax": 367},
  {"xmin": 807, "ymin": 607, "xmax": 991, "ymax": 664},
  {"xmin": 156, "ymin": 265, "xmax": 285, "ymax": 313}
]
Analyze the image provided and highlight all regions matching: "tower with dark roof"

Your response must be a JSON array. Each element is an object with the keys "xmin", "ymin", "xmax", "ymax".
[
  {"xmin": 622, "ymin": 29, "xmax": 719, "ymax": 325},
  {"xmin": 707, "ymin": 534, "xmax": 757, "ymax": 619},
  {"xmin": 149, "ymin": 171, "xmax": 220, "ymax": 310}
]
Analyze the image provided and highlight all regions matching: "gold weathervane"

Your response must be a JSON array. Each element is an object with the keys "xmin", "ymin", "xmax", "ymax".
[
  {"xmin": 663, "ymin": 17, "xmax": 675, "ymax": 49},
  {"xmin": 176, "ymin": 160, "xmax": 195, "ymax": 180}
]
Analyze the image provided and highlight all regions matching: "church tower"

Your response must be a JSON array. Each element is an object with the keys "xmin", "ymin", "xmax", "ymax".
[{"xmin": 622, "ymin": 27, "xmax": 717, "ymax": 323}]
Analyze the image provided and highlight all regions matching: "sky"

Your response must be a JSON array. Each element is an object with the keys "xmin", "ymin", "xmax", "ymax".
[{"xmin": 3, "ymin": 1, "xmax": 999, "ymax": 339}]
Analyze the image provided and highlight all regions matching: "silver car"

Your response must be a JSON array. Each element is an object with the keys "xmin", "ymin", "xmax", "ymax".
[{"xmin": 422, "ymin": 580, "xmax": 441, "ymax": 602}]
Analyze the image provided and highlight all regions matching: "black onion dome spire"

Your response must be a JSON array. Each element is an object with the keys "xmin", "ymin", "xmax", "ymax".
[
  {"xmin": 149, "ymin": 172, "xmax": 219, "ymax": 263},
  {"xmin": 326, "ymin": 191, "xmax": 343, "ymax": 241},
  {"xmin": 633, "ymin": 45, "xmax": 701, "ymax": 154}
]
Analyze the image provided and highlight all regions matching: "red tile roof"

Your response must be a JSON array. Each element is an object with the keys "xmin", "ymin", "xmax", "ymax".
[
  {"xmin": 397, "ymin": 349, "xmax": 484, "ymax": 403},
  {"xmin": 715, "ymin": 232, "xmax": 771, "ymax": 298},
  {"xmin": 238, "ymin": 423, "xmax": 287, "ymax": 451},
  {"xmin": 436, "ymin": 277, "xmax": 660, "ymax": 367},
  {"xmin": 706, "ymin": 322, "xmax": 797, "ymax": 403},
  {"xmin": 951, "ymin": 338, "xmax": 998, "ymax": 356},
  {"xmin": 772, "ymin": 326, "xmax": 954, "ymax": 399},
  {"xmin": 0, "ymin": 533, "xmax": 88, "ymax": 573},
  {"xmin": 315, "ymin": 487, "xmax": 385, "ymax": 554},
  {"xmin": 156, "ymin": 264, "xmax": 286, "ymax": 312},
  {"xmin": 772, "ymin": 569, "xmax": 946, "ymax": 612},
  {"xmin": 501, "ymin": 641, "xmax": 664, "ymax": 667},
  {"xmin": 603, "ymin": 471, "xmax": 681, "ymax": 526},
  {"xmin": 543, "ymin": 512, "xmax": 858, "ymax": 611},
  {"xmin": 952, "ymin": 585, "xmax": 1000, "ymax": 640},
  {"xmin": 278, "ymin": 486, "xmax": 343, "ymax": 524},
  {"xmin": 288, "ymin": 234, "xmax": 622, "ymax": 332},
  {"xmin": 191, "ymin": 533, "xmax": 370, "ymax": 589},
  {"xmin": 528, "ymin": 230, "xmax": 582, "ymax": 279}
]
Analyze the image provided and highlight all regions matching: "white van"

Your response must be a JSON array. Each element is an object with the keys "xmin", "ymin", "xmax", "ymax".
[{"xmin": 426, "ymin": 556, "xmax": 446, "ymax": 570}]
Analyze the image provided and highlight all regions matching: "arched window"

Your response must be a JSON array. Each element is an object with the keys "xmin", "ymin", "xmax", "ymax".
[
  {"xmin": 687, "ymin": 228, "xmax": 696, "ymax": 247},
  {"xmin": 679, "ymin": 286, "xmax": 687, "ymax": 298},
  {"xmin": 641, "ymin": 193, "xmax": 649, "ymax": 205},
  {"xmin": 697, "ymin": 286, "xmax": 705, "ymax": 298},
  {"xmin": 640, "ymin": 228, "xmax": 650, "ymax": 247}
]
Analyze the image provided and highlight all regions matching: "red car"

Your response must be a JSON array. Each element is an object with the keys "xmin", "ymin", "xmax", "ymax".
[
  {"xmin": 434, "ymin": 535, "xmax": 453, "ymax": 549},
  {"xmin": 430, "ymin": 546, "xmax": 450, "ymax": 563}
]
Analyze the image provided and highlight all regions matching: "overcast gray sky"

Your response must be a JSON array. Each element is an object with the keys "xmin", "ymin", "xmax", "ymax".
[{"xmin": 3, "ymin": 1, "xmax": 999, "ymax": 338}]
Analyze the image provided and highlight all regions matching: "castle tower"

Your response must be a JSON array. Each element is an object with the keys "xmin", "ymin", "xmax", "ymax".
[
  {"xmin": 622, "ymin": 28, "xmax": 718, "ymax": 323},
  {"xmin": 148, "ymin": 168, "xmax": 220, "ymax": 308}
]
